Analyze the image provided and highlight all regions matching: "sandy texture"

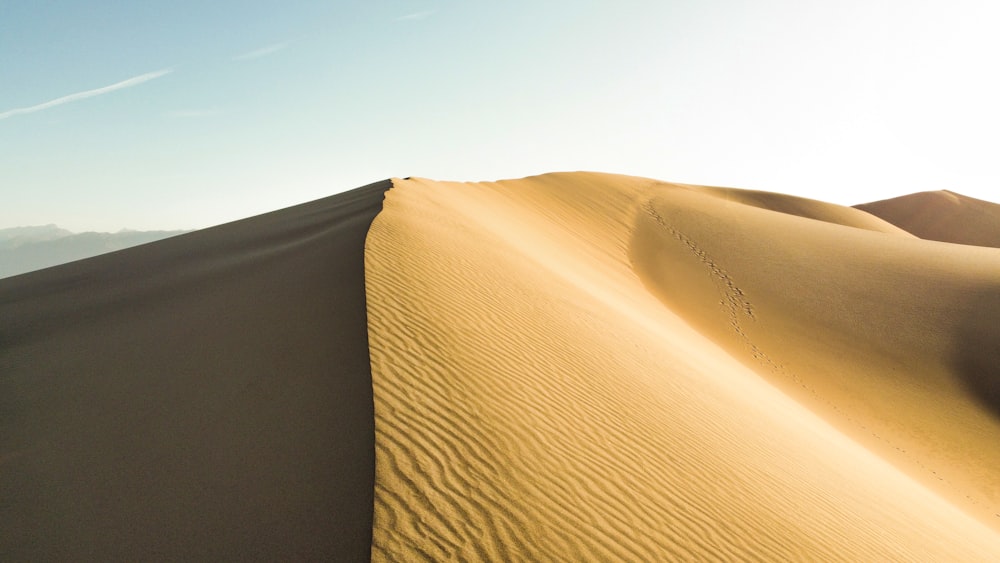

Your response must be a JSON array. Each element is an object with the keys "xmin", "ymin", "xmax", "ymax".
[
  {"xmin": 856, "ymin": 189, "xmax": 1000, "ymax": 248},
  {"xmin": 365, "ymin": 173, "xmax": 1000, "ymax": 560},
  {"xmin": 0, "ymin": 180, "xmax": 388, "ymax": 561},
  {"xmin": 631, "ymin": 182, "xmax": 1000, "ymax": 530}
]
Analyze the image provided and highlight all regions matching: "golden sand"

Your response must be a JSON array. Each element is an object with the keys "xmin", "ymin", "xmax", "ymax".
[
  {"xmin": 366, "ymin": 173, "xmax": 1000, "ymax": 560},
  {"xmin": 5, "ymin": 172, "xmax": 998, "ymax": 560},
  {"xmin": 857, "ymin": 189, "xmax": 1000, "ymax": 248}
]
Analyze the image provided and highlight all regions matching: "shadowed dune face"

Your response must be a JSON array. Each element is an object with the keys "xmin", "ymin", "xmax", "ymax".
[
  {"xmin": 0, "ymin": 181, "xmax": 388, "ymax": 561},
  {"xmin": 856, "ymin": 190, "xmax": 1000, "ymax": 248},
  {"xmin": 364, "ymin": 173, "xmax": 1000, "ymax": 560},
  {"xmin": 955, "ymin": 287, "xmax": 1000, "ymax": 419},
  {"xmin": 853, "ymin": 190, "xmax": 1000, "ymax": 422}
]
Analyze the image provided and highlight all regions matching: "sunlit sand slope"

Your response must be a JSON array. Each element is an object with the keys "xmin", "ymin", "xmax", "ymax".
[
  {"xmin": 631, "ymin": 182, "xmax": 1000, "ymax": 529},
  {"xmin": 365, "ymin": 173, "xmax": 1000, "ymax": 560},
  {"xmin": 0, "ymin": 181, "xmax": 388, "ymax": 561},
  {"xmin": 856, "ymin": 189, "xmax": 1000, "ymax": 248}
]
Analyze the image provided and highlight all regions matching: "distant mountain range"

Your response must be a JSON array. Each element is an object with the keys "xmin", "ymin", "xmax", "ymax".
[{"xmin": 0, "ymin": 224, "xmax": 190, "ymax": 279}]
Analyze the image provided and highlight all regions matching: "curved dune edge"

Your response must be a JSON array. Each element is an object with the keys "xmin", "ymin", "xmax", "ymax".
[
  {"xmin": 365, "ymin": 172, "xmax": 1000, "ymax": 560},
  {"xmin": 856, "ymin": 189, "xmax": 1000, "ymax": 248},
  {"xmin": 1, "ymin": 181, "xmax": 389, "ymax": 560},
  {"xmin": 630, "ymin": 181, "xmax": 1000, "ymax": 529}
]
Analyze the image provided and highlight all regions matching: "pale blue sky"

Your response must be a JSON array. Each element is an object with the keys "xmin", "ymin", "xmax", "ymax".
[{"xmin": 3, "ymin": 1, "xmax": 999, "ymax": 231}]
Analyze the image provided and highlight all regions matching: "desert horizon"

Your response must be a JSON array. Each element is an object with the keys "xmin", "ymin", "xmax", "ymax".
[
  {"xmin": 0, "ymin": 225, "xmax": 191, "ymax": 280},
  {"xmin": 3, "ymin": 171, "xmax": 999, "ymax": 560}
]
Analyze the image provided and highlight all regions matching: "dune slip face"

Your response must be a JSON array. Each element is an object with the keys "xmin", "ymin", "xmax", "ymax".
[
  {"xmin": 365, "ymin": 173, "xmax": 1000, "ymax": 560},
  {"xmin": 0, "ymin": 180, "xmax": 389, "ymax": 561}
]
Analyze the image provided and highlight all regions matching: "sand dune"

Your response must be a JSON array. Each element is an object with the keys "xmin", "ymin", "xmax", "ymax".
[
  {"xmin": 1, "ymin": 181, "xmax": 388, "ymax": 560},
  {"xmin": 856, "ymin": 189, "xmax": 1000, "ymax": 248},
  {"xmin": 631, "ymin": 181, "xmax": 1000, "ymax": 529},
  {"xmin": 5, "ymin": 171, "xmax": 999, "ymax": 560},
  {"xmin": 366, "ymin": 173, "xmax": 1000, "ymax": 560}
]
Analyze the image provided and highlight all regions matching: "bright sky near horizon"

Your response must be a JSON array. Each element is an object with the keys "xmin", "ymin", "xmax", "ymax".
[{"xmin": 2, "ymin": 0, "xmax": 999, "ymax": 231}]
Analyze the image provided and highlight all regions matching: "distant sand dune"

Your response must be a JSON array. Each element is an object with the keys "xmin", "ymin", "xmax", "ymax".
[
  {"xmin": 698, "ymin": 185, "xmax": 915, "ymax": 234},
  {"xmin": 856, "ymin": 189, "xmax": 1000, "ymax": 248},
  {"xmin": 365, "ymin": 173, "xmax": 1000, "ymax": 560}
]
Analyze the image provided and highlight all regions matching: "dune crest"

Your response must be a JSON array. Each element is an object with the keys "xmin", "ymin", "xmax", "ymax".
[
  {"xmin": 365, "ymin": 172, "xmax": 1000, "ymax": 560},
  {"xmin": 856, "ymin": 189, "xmax": 1000, "ymax": 247},
  {"xmin": 696, "ymin": 185, "xmax": 915, "ymax": 234}
]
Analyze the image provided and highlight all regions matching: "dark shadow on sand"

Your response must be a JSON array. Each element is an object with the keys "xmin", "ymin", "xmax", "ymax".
[
  {"xmin": 954, "ymin": 286, "xmax": 1000, "ymax": 421},
  {"xmin": 0, "ymin": 180, "xmax": 389, "ymax": 561}
]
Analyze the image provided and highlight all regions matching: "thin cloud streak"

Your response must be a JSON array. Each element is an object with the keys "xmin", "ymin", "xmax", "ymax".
[
  {"xmin": 395, "ymin": 10, "xmax": 437, "ymax": 21},
  {"xmin": 0, "ymin": 69, "xmax": 172, "ymax": 121},
  {"xmin": 232, "ymin": 43, "xmax": 287, "ymax": 61}
]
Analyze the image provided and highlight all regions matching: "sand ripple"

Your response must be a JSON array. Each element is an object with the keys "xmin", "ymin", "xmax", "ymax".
[{"xmin": 365, "ymin": 173, "xmax": 1000, "ymax": 560}]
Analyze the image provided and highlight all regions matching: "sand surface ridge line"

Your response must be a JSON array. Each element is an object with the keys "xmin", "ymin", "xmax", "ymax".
[
  {"xmin": 365, "ymin": 172, "xmax": 1000, "ymax": 560},
  {"xmin": 695, "ymin": 184, "xmax": 917, "ymax": 235},
  {"xmin": 1, "ymin": 180, "xmax": 389, "ymax": 561},
  {"xmin": 856, "ymin": 189, "xmax": 1000, "ymax": 247}
]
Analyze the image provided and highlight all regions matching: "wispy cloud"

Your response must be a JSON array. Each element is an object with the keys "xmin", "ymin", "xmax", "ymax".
[
  {"xmin": 232, "ymin": 43, "xmax": 288, "ymax": 61},
  {"xmin": 395, "ymin": 9, "xmax": 437, "ymax": 21},
  {"xmin": 0, "ymin": 69, "xmax": 172, "ymax": 121}
]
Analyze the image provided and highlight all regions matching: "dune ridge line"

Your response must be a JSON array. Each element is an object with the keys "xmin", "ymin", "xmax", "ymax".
[{"xmin": 364, "ymin": 172, "xmax": 1000, "ymax": 560}]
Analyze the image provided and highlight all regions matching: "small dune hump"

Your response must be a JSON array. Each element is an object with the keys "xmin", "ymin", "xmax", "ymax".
[
  {"xmin": 366, "ymin": 173, "xmax": 1000, "ymax": 560},
  {"xmin": 698, "ymin": 185, "xmax": 915, "ymax": 235},
  {"xmin": 855, "ymin": 190, "xmax": 1000, "ymax": 248}
]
